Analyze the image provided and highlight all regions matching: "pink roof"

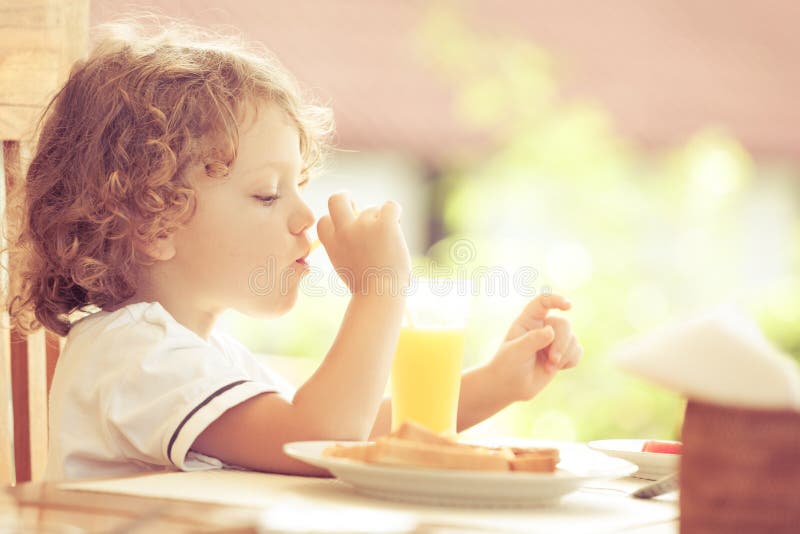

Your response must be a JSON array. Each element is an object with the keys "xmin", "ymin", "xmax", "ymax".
[{"xmin": 91, "ymin": 1, "xmax": 800, "ymax": 164}]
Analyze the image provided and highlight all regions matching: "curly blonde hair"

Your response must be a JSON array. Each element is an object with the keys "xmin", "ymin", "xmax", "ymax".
[{"xmin": 6, "ymin": 17, "xmax": 334, "ymax": 336}]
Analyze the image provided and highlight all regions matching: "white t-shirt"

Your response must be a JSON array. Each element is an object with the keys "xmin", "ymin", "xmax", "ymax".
[{"xmin": 45, "ymin": 301, "xmax": 295, "ymax": 482}]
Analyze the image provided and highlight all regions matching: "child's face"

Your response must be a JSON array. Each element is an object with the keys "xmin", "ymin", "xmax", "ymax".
[{"xmin": 168, "ymin": 103, "xmax": 315, "ymax": 318}]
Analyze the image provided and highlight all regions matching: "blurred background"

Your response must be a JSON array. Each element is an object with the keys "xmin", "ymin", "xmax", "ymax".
[{"xmin": 93, "ymin": 0, "xmax": 800, "ymax": 441}]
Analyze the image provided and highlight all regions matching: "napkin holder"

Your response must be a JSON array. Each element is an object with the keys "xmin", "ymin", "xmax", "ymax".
[{"xmin": 680, "ymin": 399, "xmax": 800, "ymax": 533}]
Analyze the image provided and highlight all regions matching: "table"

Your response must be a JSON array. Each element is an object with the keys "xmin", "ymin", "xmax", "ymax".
[{"xmin": 3, "ymin": 471, "xmax": 678, "ymax": 533}]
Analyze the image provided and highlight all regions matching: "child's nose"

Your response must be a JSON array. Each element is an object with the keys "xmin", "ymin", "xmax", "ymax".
[{"xmin": 289, "ymin": 200, "xmax": 315, "ymax": 235}]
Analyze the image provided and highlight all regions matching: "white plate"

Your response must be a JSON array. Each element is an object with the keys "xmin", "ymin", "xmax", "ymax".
[
  {"xmin": 588, "ymin": 439, "xmax": 680, "ymax": 480},
  {"xmin": 284, "ymin": 440, "xmax": 637, "ymax": 507}
]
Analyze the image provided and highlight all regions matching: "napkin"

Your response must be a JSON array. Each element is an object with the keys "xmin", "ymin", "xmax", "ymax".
[{"xmin": 613, "ymin": 306, "xmax": 800, "ymax": 410}]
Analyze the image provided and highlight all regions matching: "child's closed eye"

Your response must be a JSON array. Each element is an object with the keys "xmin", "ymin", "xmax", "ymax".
[
  {"xmin": 253, "ymin": 194, "xmax": 280, "ymax": 206},
  {"xmin": 253, "ymin": 177, "xmax": 309, "ymax": 206}
]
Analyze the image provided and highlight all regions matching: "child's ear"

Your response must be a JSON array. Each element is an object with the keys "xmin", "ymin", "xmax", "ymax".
[{"xmin": 140, "ymin": 232, "xmax": 177, "ymax": 262}]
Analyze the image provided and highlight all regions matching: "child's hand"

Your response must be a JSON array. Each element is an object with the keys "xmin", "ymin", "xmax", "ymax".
[
  {"xmin": 317, "ymin": 192, "xmax": 411, "ymax": 295},
  {"xmin": 488, "ymin": 293, "xmax": 582, "ymax": 402}
]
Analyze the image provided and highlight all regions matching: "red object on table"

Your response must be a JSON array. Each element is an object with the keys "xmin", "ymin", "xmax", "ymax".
[{"xmin": 642, "ymin": 440, "xmax": 682, "ymax": 454}]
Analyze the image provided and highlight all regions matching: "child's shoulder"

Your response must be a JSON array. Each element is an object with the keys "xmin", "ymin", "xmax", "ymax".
[
  {"xmin": 64, "ymin": 301, "xmax": 250, "ymax": 362},
  {"xmin": 63, "ymin": 301, "xmax": 210, "ymax": 362},
  {"xmin": 69, "ymin": 301, "xmax": 185, "ymax": 339}
]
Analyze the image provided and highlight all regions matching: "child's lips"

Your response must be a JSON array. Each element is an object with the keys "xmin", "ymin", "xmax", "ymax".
[
  {"xmin": 294, "ymin": 245, "xmax": 312, "ymax": 265},
  {"xmin": 293, "ymin": 256, "xmax": 310, "ymax": 271}
]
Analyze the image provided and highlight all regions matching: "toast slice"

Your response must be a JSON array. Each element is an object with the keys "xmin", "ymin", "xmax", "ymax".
[
  {"xmin": 389, "ymin": 421, "xmax": 476, "ymax": 449},
  {"xmin": 510, "ymin": 446, "xmax": 559, "ymax": 457},
  {"xmin": 509, "ymin": 453, "xmax": 560, "ymax": 472},
  {"xmin": 321, "ymin": 421, "xmax": 560, "ymax": 473},
  {"xmin": 508, "ymin": 447, "xmax": 560, "ymax": 473},
  {"xmin": 368, "ymin": 437, "xmax": 510, "ymax": 471},
  {"xmin": 322, "ymin": 443, "xmax": 376, "ymax": 462}
]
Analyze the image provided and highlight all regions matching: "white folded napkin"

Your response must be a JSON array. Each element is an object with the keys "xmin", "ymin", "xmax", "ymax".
[{"xmin": 613, "ymin": 306, "xmax": 800, "ymax": 410}]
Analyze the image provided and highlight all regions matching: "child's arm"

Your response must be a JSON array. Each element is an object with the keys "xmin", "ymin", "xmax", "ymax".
[
  {"xmin": 193, "ymin": 194, "xmax": 411, "ymax": 477},
  {"xmin": 369, "ymin": 294, "xmax": 582, "ymax": 439}
]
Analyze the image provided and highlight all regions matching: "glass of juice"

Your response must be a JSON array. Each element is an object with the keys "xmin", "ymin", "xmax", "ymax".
[{"xmin": 390, "ymin": 278, "xmax": 471, "ymax": 436}]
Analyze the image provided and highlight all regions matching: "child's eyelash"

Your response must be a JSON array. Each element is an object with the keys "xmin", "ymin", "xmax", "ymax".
[
  {"xmin": 254, "ymin": 194, "xmax": 280, "ymax": 206},
  {"xmin": 253, "ymin": 180, "xmax": 309, "ymax": 206}
]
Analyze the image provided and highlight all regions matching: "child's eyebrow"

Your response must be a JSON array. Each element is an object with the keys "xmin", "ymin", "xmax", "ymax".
[
  {"xmin": 242, "ymin": 160, "xmax": 304, "ymax": 185},
  {"xmin": 242, "ymin": 160, "xmax": 288, "ymax": 175}
]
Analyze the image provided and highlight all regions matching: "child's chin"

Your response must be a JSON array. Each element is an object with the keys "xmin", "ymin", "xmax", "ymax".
[{"xmin": 243, "ymin": 293, "xmax": 298, "ymax": 319}]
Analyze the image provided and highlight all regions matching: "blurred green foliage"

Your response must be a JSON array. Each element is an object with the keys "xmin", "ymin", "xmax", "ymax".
[
  {"xmin": 221, "ymin": 4, "xmax": 800, "ymax": 443},
  {"xmin": 415, "ymin": 5, "xmax": 800, "ymax": 440}
]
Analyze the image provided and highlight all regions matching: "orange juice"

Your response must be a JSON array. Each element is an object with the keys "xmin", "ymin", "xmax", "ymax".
[{"xmin": 390, "ymin": 326, "xmax": 465, "ymax": 435}]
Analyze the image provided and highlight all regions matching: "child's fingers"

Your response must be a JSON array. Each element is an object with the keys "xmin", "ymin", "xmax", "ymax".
[
  {"xmin": 507, "ymin": 325, "xmax": 555, "ymax": 355},
  {"xmin": 358, "ymin": 206, "xmax": 381, "ymax": 221},
  {"xmin": 379, "ymin": 200, "xmax": 402, "ymax": 222},
  {"xmin": 317, "ymin": 215, "xmax": 334, "ymax": 245},
  {"xmin": 544, "ymin": 316, "xmax": 571, "ymax": 366},
  {"xmin": 560, "ymin": 336, "xmax": 583, "ymax": 370},
  {"xmin": 503, "ymin": 293, "xmax": 571, "ymax": 342},
  {"xmin": 328, "ymin": 192, "xmax": 356, "ymax": 228},
  {"xmin": 520, "ymin": 293, "xmax": 572, "ymax": 322},
  {"xmin": 540, "ymin": 353, "xmax": 558, "ymax": 374}
]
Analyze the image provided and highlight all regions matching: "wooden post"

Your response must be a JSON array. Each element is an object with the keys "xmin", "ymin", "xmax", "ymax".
[
  {"xmin": 0, "ymin": 0, "xmax": 89, "ymax": 485},
  {"xmin": 0, "ymin": 143, "xmax": 14, "ymax": 486}
]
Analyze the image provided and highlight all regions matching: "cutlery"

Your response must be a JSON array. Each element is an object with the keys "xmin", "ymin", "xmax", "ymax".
[{"xmin": 631, "ymin": 472, "xmax": 679, "ymax": 499}]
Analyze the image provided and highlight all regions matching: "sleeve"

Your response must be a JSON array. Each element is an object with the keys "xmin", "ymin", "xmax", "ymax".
[
  {"xmin": 100, "ymin": 334, "xmax": 281, "ymax": 472},
  {"xmin": 213, "ymin": 330, "xmax": 299, "ymax": 400}
]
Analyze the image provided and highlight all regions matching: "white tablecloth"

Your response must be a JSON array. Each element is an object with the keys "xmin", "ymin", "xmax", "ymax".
[{"xmin": 61, "ymin": 470, "xmax": 678, "ymax": 533}]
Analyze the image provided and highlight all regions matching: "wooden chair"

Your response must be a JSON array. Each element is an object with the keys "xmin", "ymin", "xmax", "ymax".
[{"xmin": 1, "ymin": 0, "xmax": 89, "ymax": 486}]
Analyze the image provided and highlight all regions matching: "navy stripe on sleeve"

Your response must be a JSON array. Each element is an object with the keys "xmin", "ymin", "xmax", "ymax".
[{"xmin": 167, "ymin": 380, "xmax": 248, "ymax": 465}]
